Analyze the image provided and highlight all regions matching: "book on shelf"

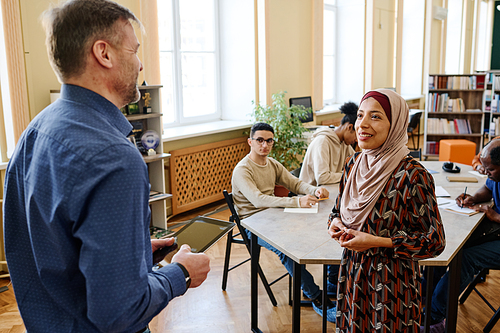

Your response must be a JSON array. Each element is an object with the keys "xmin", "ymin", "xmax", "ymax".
[
  {"xmin": 427, "ymin": 118, "xmax": 472, "ymax": 134},
  {"xmin": 429, "ymin": 74, "xmax": 485, "ymax": 90},
  {"xmin": 426, "ymin": 141, "xmax": 439, "ymax": 155},
  {"xmin": 491, "ymin": 94, "xmax": 500, "ymax": 113},
  {"xmin": 427, "ymin": 93, "xmax": 465, "ymax": 112}
]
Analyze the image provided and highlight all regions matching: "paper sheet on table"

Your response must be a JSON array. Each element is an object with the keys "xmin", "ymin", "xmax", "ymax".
[
  {"xmin": 437, "ymin": 198, "xmax": 454, "ymax": 205},
  {"xmin": 435, "ymin": 186, "xmax": 451, "ymax": 197},
  {"xmin": 439, "ymin": 201, "xmax": 479, "ymax": 216},
  {"xmin": 427, "ymin": 169, "xmax": 439, "ymax": 174},
  {"xmin": 284, "ymin": 204, "xmax": 318, "ymax": 213},
  {"xmin": 468, "ymin": 170, "xmax": 488, "ymax": 178}
]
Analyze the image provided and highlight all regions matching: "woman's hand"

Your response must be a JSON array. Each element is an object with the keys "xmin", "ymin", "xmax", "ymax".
[
  {"xmin": 328, "ymin": 217, "xmax": 346, "ymax": 240},
  {"xmin": 338, "ymin": 229, "xmax": 393, "ymax": 252},
  {"xmin": 456, "ymin": 194, "xmax": 475, "ymax": 208}
]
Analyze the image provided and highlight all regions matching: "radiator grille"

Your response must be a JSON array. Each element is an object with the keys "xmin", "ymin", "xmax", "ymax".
[{"xmin": 169, "ymin": 137, "xmax": 249, "ymax": 215}]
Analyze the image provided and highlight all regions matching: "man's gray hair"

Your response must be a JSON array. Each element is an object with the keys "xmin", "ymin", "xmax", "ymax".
[{"xmin": 41, "ymin": 0, "xmax": 141, "ymax": 82}]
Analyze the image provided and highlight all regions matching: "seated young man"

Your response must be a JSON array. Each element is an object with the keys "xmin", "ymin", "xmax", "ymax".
[{"xmin": 231, "ymin": 122, "xmax": 336, "ymax": 322}]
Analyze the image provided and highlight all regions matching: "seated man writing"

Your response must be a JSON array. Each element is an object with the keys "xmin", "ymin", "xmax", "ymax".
[
  {"xmin": 231, "ymin": 122, "xmax": 335, "ymax": 321},
  {"xmin": 426, "ymin": 139, "xmax": 500, "ymax": 332}
]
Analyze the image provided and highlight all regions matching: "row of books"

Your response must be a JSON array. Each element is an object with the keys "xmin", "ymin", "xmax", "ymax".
[
  {"xmin": 427, "ymin": 118, "xmax": 473, "ymax": 134},
  {"xmin": 490, "ymin": 94, "xmax": 500, "ymax": 113},
  {"xmin": 489, "ymin": 117, "xmax": 500, "ymax": 136},
  {"xmin": 426, "ymin": 141, "xmax": 439, "ymax": 155},
  {"xmin": 428, "ymin": 75, "xmax": 485, "ymax": 90},
  {"xmin": 427, "ymin": 93, "xmax": 466, "ymax": 112}
]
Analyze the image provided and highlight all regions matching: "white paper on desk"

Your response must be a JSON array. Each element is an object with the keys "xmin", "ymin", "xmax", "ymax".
[
  {"xmin": 435, "ymin": 186, "xmax": 451, "ymax": 197},
  {"xmin": 439, "ymin": 201, "xmax": 477, "ymax": 215},
  {"xmin": 437, "ymin": 198, "xmax": 454, "ymax": 205},
  {"xmin": 468, "ymin": 170, "xmax": 488, "ymax": 178},
  {"xmin": 284, "ymin": 204, "xmax": 319, "ymax": 213}
]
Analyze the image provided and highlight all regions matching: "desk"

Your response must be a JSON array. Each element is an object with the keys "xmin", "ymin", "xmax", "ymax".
[{"xmin": 241, "ymin": 161, "xmax": 486, "ymax": 333}]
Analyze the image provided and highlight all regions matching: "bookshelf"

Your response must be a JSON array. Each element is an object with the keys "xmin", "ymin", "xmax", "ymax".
[
  {"xmin": 125, "ymin": 85, "xmax": 171, "ymax": 230},
  {"xmin": 481, "ymin": 71, "xmax": 500, "ymax": 141},
  {"xmin": 424, "ymin": 74, "xmax": 486, "ymax": 158}
]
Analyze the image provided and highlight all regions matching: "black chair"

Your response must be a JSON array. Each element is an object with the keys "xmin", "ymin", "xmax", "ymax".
[
  {"xmin": 459, "ymin": 268, "xmax": 500, "ymax": 332},
  {"xmin": 408, "ymin": 111, "xmax": 422, "ymax": 150},
  {"xmin": 408, "ymin": 148, "xmax": 422, "ymax": 161},
  {"xmin": 221, "ymin": 190, "xmax": 289, "ymax": 306}
]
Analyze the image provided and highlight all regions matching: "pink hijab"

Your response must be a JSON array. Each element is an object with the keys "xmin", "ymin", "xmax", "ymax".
[{"xmin": 340, "ymin": 89, "xmax": 410, "ymax": 230}]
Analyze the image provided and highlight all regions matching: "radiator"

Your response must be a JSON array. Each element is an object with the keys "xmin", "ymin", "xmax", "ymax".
[{"xmin": 169, "ymin": 137, "xmax": 250, "ymax": 215}]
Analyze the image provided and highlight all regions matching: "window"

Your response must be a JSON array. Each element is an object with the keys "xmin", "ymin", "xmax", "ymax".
[
  {"xmin": 324, "ymin": 0, "xmax": 364, "ymax": 106},
  {"xmin": 445, "ymin": 0, "xmax": 465, "ymax": 74},
  {"xmin": 400, "ymin": 1, "xmax": 425, "ymax": 96},
  {"xmin": 323, "ymin": 1, "xmax": 336, "ymax": 105},
  {"xmin": 474, "ymin": 0, "xmax": 489, "ymax": 71},
  {"xmin": 157, "ymin": 0, "xmax": 220, "ymax": 127},
  {"xmin": 0, "ymin": 2, "xmax": 14, "ymax": 161}
]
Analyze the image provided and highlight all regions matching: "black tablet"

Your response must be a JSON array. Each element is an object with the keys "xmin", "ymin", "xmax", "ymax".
[{"xmin": 155, "ymin": 215, "xmax": 235, "ymax": 265}]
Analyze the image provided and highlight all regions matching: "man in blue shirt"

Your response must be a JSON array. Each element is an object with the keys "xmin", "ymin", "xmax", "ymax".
[
  {"xmin": 426, "ymin": 139, "xmax": 500, "ymax": 332},
  {"xmin": 3, "ymin": 1, "xmax": 210, "ymax": 332}
]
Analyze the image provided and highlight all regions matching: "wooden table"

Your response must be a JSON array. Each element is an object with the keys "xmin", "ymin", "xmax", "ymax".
[{"xmin": 241, "ymin": 161, "xmax": 486, "ymax": 333}]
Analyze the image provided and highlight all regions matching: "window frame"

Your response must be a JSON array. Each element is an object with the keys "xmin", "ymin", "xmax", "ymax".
[{"xmin": 323, "ymin": 3, "xmax": 337, "ymax": 106}]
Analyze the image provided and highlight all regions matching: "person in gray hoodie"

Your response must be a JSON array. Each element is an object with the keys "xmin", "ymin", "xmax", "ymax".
[{"xmin": 299, "ymin": 102, "xmax": 358, "ymax": 186}]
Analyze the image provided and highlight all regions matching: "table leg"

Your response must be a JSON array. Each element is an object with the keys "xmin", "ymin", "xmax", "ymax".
[
  {"xmin": 292, "ymin": 261, "xmax": 302, "ymax": 333},
  {"xmin": 445, "ymin": 249, "xmax": 463, "ymax": 333},
  {"xmin": 423, "ymin": 266, "xmax": 434, "ymax": 333},
  {"xmin": 250, "ymin": 233, "xmax": 263, "ymax": 333},
  {"xmin": 323, "ymin": 265, "xmax": 327, "ymax": 333}
]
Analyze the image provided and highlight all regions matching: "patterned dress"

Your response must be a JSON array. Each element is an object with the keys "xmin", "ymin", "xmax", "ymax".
[{"xmin": 329, "ymin": 153, "xmax": 445, "ymax": 332}]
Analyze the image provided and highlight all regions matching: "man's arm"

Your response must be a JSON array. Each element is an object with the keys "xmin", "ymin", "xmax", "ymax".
[{"xmin": 71, "ymin": 145, "xmax": 193, "ymax": 331}]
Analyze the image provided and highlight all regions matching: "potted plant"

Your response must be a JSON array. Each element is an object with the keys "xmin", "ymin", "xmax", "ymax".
[{"xmin": 252, "ymin": 92, "xmax": 311, "ymax": 196}]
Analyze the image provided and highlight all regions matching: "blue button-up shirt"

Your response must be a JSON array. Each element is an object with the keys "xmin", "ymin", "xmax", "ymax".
[{"xmin": 3, "ymin": 84, "xmax": 186, "ymax": 332}]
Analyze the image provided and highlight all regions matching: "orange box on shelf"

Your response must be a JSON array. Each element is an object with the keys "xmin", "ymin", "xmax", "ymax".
[{"xmin": 438, "ymin": 139, "xmax": 476, "ymax": 165}]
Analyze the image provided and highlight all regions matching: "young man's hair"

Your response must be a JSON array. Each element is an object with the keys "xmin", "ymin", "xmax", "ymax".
[
  {"xmin": 41, "ymin": 0, "xmax": 140, "ymax": 82},
  {"xmin": 340, "ymin": 101, "xmax": 358, "ymax": 126},
  {"xmin": 250, "ymin": 122, "xmax": 274, "ymax": 137}
]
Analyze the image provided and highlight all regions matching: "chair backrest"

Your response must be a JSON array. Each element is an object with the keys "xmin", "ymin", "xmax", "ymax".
[
  {"xmin": 408, "ymin": 112, "xmax": 422, "ymax": 132},
  {"xmin": 408, "ymin": 149, "xmax": 422, "ymax": 160},
  {"xmin": 223, "ymin": 189, "xmax": 252, "ymax": 247}
]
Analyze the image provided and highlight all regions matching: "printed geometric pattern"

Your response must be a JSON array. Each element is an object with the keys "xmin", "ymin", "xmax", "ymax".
[
  {"xmin": 169, "ymin": 137, "xmax": 250, "ymax": 215},
  {"xmin": 329, "ymin": 154, "xmax": 446, "ymax": 333}
]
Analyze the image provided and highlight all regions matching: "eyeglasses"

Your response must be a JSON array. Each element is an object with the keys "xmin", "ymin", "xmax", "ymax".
[{"xmin": 251, "ymin": 137, "xmax": 275, "ymax": 145}]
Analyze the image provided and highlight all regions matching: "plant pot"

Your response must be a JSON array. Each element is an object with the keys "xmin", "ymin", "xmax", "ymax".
[{"xmin": 274, "ymin": 184, "xmax": 290, "ymax": 197}]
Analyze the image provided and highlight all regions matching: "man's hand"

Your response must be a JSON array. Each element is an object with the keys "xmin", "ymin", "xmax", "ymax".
[
  {"xmin": 315, "ymin": 187, "xmax": 329, "ymax": 199},
  {"xmin": 171, "ymin": 244, "xmax": 210, "ymax": 288},
  {"xmin": 299, "ymin": 194, "xmax": 319, "ymax": 208},
  {"xmin": 472, "ymin": 204, "xmax": 500, "ymax": 223},
  {"xmin": 456, "ymin": 193, "xmax": 475, "ymax": 208},
  {"xmin": 475, "ymin": 164, "xmax": 486, "ymax": 174},
  {"xmin": 151, "ymin": 237, "xmax": 176, "ymax": 253}
]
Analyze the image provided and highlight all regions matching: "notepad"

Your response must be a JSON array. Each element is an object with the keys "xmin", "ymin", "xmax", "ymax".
[
  {"xmin": 468, "ymin": 170, "xmax": 488, "ymax": 178},
  {"xmin": 439, "ymin": 201, "xmax": 479, "ymax": 216},
  {"xmin": 446, "ymin": 176, "xmax": 479, "ymax": 183}
]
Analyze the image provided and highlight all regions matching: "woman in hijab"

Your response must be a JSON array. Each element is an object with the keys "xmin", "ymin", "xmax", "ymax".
[{"xmin": 327, "ymin": 89, "xmax": 446, "ymax": 332}]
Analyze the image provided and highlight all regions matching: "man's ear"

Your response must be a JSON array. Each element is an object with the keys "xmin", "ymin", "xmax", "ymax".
[
  {"xmin": 247, "ymin": 137, "xmax": 252, "ymax": 146},
  {"xmin": 92, "ymin": 40, "xmax": 113, "ymax": 69},
  {"xmin": 348, "ymin": 123, "xmax": 354, "ymax": 131}
]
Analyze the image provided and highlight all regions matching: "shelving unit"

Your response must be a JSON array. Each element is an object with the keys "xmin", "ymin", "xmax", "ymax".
[
  {"xmin": 424, "ymin": 74, "xmax": 486, "ymax": 159},
  {"xmin": 127, "ymin": 85, "xmax": 171, "ymax": 230},
  {"xmin": 480, "ymin": 70, "xmax": 500, "ymax": 141}
]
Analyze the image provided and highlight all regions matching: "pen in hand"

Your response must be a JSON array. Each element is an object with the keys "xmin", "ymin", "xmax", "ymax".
[{"xmin": 461, "ymin": 186, "xmax": 467, "ymax": 209}]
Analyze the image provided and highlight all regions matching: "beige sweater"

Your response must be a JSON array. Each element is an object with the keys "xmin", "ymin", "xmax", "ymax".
[
  {"xmin": 299, "ymin": 127, "xmax": 354, "ymax": 186},
  {"xmin": 231, "ymin": 155, "xmax": 318, "ymax": 219}
]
